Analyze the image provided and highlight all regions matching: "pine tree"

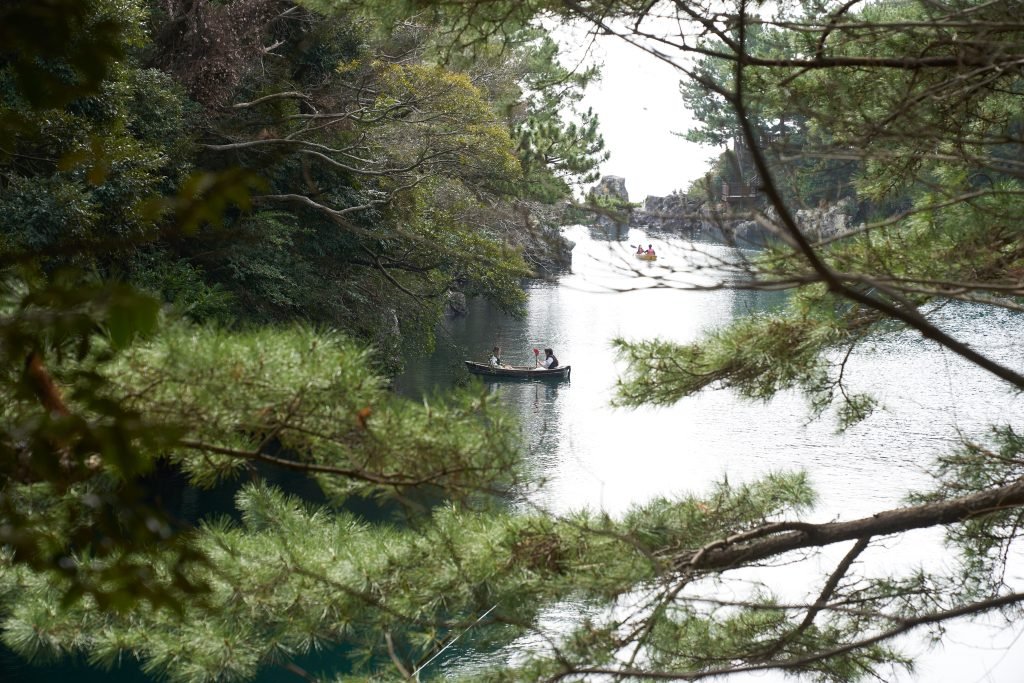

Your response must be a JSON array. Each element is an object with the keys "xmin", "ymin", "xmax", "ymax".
[{"xmin": 6, "ymin": 1, "xmax": 1024, "ymax": 681}]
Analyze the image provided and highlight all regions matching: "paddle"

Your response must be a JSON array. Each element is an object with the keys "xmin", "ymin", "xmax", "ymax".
[{"xmin": 533, "ymin": 347, "xmax": 540, "ymax": 367}]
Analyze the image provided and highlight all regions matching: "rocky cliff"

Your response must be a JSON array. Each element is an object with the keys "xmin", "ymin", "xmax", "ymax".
[
  {"xmin": 590, "ymin": 175, "xmax": 630, "ymax": 202},
  {"xmin": 584, "ymin": 176, "xmax": 706, "ymax": 231},
  {"xmin": 444, "ymin": 199, "xmax": 575, "ymax": 318},
  {"xmin": 584, "ymin": 175, "xmax": 855, "ymax": 244},
  {"xmin": 635, "ymin": 192, "xmax": 706, "ymax": 231},
  {"xmin": 587, "ymin": 176, "xmax": 633, "ymax": 230},
  {"xmin": 794, "ymin": 198, "xmax": 854, "ymax": 240},
  {"xmin": 727, "ymin": 198, "xmax": 856, "ymax": 244}
]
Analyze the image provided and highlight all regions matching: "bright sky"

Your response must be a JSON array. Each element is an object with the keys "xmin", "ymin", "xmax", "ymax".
[{"xmin": 555, "ymin": 23, "xmax": 721, "ymax": 201}]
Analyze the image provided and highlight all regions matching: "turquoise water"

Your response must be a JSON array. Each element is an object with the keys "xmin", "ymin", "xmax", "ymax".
[{"xmin": 398, "ymin": 223, "xmax": 1024, "ymax": 681}]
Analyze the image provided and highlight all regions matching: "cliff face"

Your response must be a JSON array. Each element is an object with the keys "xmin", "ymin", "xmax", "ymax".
[
  {"xmin": 636, "ymin": 193, "xmax": 705, "ymax": 231},
  {"xmin": 727, "ymin": 198, "xmax": 855, "ymax": 244},
  {"xmin": 445, "ymin": 199, "xmax": 575, "ymax": 318},
  {"xmin": 584, "ymin": 176, "xmax": 706, "ymax": 231},
  {"xmin": 586, "ymin": 175, "xmax": 632, "ymax": 231},
  {"xmin": 584, "ymin": 175, "xmax": 855, "ymax": 244},
  {"xmin": 513, "ymin": 200, "xmax": 575, "ymax": 273},
  {"xmin": 590, "ymin": 175, "xmax": 630, "ymax": 202}
]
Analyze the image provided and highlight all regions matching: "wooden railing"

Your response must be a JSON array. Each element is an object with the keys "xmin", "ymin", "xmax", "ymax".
[{"xmin": 721, "ymin": 181, "xmax": 759, "ymax": 200}]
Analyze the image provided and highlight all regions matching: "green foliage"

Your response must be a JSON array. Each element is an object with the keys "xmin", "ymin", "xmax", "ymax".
[
  {"xmin": 613, "ymin": 309, "xmax": 845, "ymax": 413},
  {"xmin": 10, "ymin": 2, "xmax": 1024, "ymax": 682},
  {"xmin": 2, "ymin": 0, "xmax": 574, "ymax": 357},
  {"xmin": 0, "ymin": 0, "xmax": 548, "ymax": 626},
  {"xmin": 0, "ymin": 19, "xmax": 196, "ymax": 269},
  {"xmin": 124, "ymin": 249, "xmax": 235, "ymax": 323},
  {"xmin": 517, "ymin": 105, "xmax": 608, "ymax": 199},
  {"xmin": 103, "ymin": 323, "xmax": 525, "ymax": 500},
  {"xmin": 909, "ymin": 426, "xmax": 1024, "ymax": 597},
  {"xmin": 0, "ymin": 0, "xmax": 133, "ymax": 110},
  {"xmin": 0, "ymin": 274, "xmax": 206, "ymax": 611},
  {"xmin": 160, "ymin": 5, "xmax": 551, "ymax": 352},
  {"xmin": 0, "ymin": 472, "xmax": 823, "ymax": 681},
  {"xmin": 506, "ymin": 31, "xmax": 609, "ymax": 200}
]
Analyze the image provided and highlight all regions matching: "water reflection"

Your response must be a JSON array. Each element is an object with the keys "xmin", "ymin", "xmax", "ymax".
[
  {"xmin": 397, "ymin": 224, "xmax": 1024, "ymax": 682},
  {"xmin": 586, "ymin": 220, "xmax": 630, "ymax": 242}
]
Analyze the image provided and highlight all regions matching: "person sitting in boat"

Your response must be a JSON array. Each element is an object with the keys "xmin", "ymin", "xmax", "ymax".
[
  {"xmin": 489, "ymin": 346, "xmax": 504, "ymax": 368},
  {"xmin": 645, "ymin": 244, "xmax": 656, "ymax": 256},
  {"xmin": 636, "ymin": 244, "xmax": 645, "ymax": 255},
  {"xmin": 536, "ymin": 348, "xmax": 559, "ymax": 369}
]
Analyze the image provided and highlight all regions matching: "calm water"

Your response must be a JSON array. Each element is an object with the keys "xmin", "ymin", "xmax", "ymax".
[
  {"xmin": 7, "ymin": 224, "xmax": 1023, "ymax": 682},
  {"xmin": 398, "ymin": 223, "xmax": 1024, "ymax": 682}
]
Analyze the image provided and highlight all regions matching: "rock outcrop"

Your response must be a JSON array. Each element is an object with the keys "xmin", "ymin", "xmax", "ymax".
[
  {"xmin": 514, "ymin": 200, "xmax": 575, "ymax": 273},
  {"xmin": 794, "ymin": 198, "xmax": 853, "ymax": 240},
  {"xmin": 581, "ymin": 174, "xmax": 856, "ymax": 244},
  {"xmin": 633, "ymin": 192, "xmax": 705, "ymax": 231},
  {"xmin": 587, "ymin": 176, "xmax": 632, "ymax": 231},
  {"xmin": 716, "ymin": 198, "xmax": 856, "ymax": 244},
  {"xmin": 590, "ymin": 175, "xmax": 629, "ymax": 203},
  {"xmin": 444, "ymin": 290, "xmax": 468, "ymax": 318},
  {"xmin": 584, "ymin": 176, "xmax": 707, "ymax": 232}
]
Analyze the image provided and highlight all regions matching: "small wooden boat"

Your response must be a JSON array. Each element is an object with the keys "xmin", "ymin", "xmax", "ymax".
[
  {"xmin": 464, "ymin": 361, "xmax": 571, "ymax": 381},
  {"xmin": 635, "ymin": 253, "xmax": 657, "ymax": 261}
]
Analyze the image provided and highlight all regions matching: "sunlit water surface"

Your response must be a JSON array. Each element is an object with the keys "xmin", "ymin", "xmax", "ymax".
[{"xmin": 396, "ymin": 224, "xmax": 1024, "ymax": 682}]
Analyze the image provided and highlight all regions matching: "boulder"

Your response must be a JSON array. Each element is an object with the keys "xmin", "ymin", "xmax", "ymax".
[{"xmin": 705, "ymin": 199, "xmax": 856, "ymax": 245}]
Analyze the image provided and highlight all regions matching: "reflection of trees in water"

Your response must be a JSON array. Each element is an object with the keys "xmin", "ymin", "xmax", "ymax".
[
  {"xmin": 524, "ymin": 381, "xmax": 561, "ymax": 462},
  {"xmin": 587, "ymin": 221, "xmax": 630, "ymax": 242},
  {"xmin": 459, "ymin": 380, "xmax": 563, "ymax": 504},
  {"xmin": 642, "ymin": 225, "xmax": 699, "ymax": 242}
]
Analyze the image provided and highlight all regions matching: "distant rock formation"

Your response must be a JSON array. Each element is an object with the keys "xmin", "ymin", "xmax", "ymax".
[
  {"xmin": 720, "ymin": 198, "xmax": 856, "ymax": 244},
  {"xmin": 587, "ymin": 176, "xmax": 632, "ymax": 231},
  {"xmin": 584, "ymin": 175, "xmax": 857, "ymax": 243},
  {"xmin": 590, "ymin": 175, "xmax": 630, "ymax": 202},
  {"xmin": 634, "ymin": 192, "xmax": 705, "ymax": 231},
  {"xmin": 585, "ymin": 176, "xmax": 707, "ymax": 231}
]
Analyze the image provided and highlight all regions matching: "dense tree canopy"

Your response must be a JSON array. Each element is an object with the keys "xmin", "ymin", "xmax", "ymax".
[
  {"xmin": 4, "ymin": 0, "xmax": 1024, "ymax": 682},
  {"xmin": 1, "ymin": 0, "xmax": 610, "ymax": 361},
  {"xmin": 0, "ymin": 0, "xmax": 600, "ymax": 665}
]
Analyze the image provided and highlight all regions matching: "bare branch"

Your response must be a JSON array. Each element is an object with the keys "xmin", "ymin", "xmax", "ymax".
[
  {"xmin": 231, "ymin": 91, "xmax": 311, "ymax": 109},
  {"xmin": 679, "ymin": 478, "xmax": 1024, "ymax": 572}
]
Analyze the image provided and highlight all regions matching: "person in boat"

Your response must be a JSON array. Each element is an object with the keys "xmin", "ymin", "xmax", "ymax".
[
  {"xmin": 489, "ymin": 346, "xmax": 504, "ymax": 367},
  {"xmin": 636, "ymin": 244, "xmax": 645, "ymax": 255},
  {"xmin": 536, "ymin": 348, "xmax": 559, "ymax": 369},
  {"xmin": 645, "ymin": 244, "xmax": 656, "ymax": 256}
]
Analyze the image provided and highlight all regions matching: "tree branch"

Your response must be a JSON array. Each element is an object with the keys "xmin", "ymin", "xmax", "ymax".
[
  {"xmin": 231, "ymin": 91, "xmax": 311, "ymax": 109},
  {"xmin": 678, "ymin": 478, "xmax": 1024, "ymax": 572}
]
